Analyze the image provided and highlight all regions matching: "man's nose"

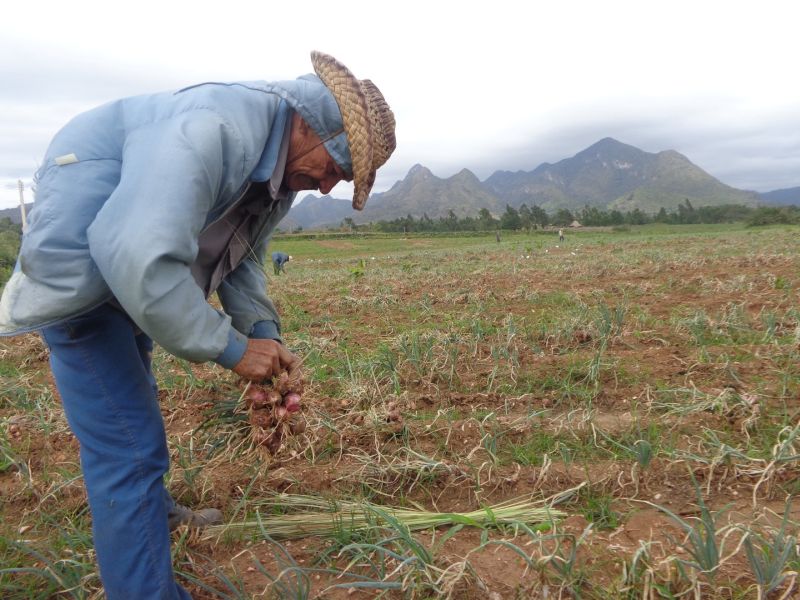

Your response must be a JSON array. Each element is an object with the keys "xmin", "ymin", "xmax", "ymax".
[{"xmin": 319, "ymin": 177, "xmax": 339, "ymax": 195}]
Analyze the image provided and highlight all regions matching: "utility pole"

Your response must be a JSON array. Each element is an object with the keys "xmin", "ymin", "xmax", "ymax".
[{"xmin": 18, "ymin": 179, "xmax": 28, "ymax": 230}]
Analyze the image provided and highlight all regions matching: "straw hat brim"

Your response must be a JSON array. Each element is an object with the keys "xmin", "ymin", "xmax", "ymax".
[{"xmin": 311, "ymin": 51, "xmax": 375, "ymax": 210}]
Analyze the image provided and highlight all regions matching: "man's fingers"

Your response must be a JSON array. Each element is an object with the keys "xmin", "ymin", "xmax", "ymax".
[
  {"xmin": 279, "ymin": 346, "xmax": 301, "ymax": 373},
  {"xmin": 270, "ymin": 353, "xmax": 280, "ymax": 380},
  {"xmin": 231, "ymin": 338, "xmax": 303, "ymax": 383},
  {"xmin": 276, "ymin": 343, "xmax": 292, "ymax": 362}
]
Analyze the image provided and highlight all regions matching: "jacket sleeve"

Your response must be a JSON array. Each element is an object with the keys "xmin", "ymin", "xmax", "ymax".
[
  {"xmin": 86, "ymin": 110, "xmax": 249, "ymax": 368},
  {"xmin": 217, "ymin": 234, "xmax": 283, "ymax": 342}
]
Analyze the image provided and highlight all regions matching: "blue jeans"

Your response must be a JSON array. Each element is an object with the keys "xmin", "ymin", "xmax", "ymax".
[{"xmin": 41, "ymin": 303, "xmax": 191, "ymax": 599}]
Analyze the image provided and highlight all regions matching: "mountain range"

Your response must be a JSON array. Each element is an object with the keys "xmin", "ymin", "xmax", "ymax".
[
  {"xmin": 0, "ymin": 203, "xmax": 32, "ymax": 226},
  {"xmin": 286, "ymin": 138, "xmax": 778, "ymax": 230},
  {"xmin": 758, "ymin": 187, "xmax": 800, "ymax": 206},
  {"xmin": 2, "ymin": 139, "xmax": 797, "ymax": 229}
]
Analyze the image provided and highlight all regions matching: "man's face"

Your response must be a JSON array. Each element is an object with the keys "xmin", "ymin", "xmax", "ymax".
[{"xmin": 284, "ymin": 115, "xmax": 351, "ymax": 195}]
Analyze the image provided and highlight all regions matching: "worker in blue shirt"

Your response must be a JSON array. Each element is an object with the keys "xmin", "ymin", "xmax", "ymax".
[
  {"xmin": 272, "ymin": 251, "xmax": 291, "ymax": 275},
  {"xmin": 0, "ymin": 51, "xmax": 396, "ymax": 600}
]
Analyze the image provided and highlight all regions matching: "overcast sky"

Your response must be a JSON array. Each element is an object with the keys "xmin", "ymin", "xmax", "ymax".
[{"xmin": 2, "ymin": 0, "xmax": 799, "ymax": 209}]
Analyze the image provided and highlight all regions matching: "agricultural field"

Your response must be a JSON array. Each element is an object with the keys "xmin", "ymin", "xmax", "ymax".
[{"xmin": 1, "ymin": 223, "xmax": 799, "ymax": 599}]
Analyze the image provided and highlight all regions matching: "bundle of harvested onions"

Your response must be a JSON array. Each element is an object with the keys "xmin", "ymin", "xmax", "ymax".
[
  {"xmin": 245, "ymin": 370, "xmax": 305, "ymax": 454},
  {"xmin": 204, "ymin": 494, "xmax": 566, "ymax": 541}
]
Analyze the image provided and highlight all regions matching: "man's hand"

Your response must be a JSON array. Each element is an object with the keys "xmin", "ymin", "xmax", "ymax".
[{"xmin": 232, "ymin": 339, "xmax": 300, "ymax": 382}]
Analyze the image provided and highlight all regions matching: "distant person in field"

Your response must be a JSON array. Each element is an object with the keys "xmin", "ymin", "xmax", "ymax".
[
  {"xmin": 272, "ymin": 251, "xmax": 291, "ymax": 275},
  {"xmin": 558, "ymin": 228, "xmax": 565, "ymax": 243},
  {"xmin": 0, "ymin": 52, "xmax": 395, "ymax": 600}
]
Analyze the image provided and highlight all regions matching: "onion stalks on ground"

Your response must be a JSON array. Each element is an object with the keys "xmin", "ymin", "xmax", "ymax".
[{"xmin": 203, "ymin": 493, "xmax": 571, "ymax": 542}]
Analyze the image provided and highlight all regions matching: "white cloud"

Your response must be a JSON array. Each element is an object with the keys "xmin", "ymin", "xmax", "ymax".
[{"xmin": 1, "ymin": 0, "xmax": 799, "ymax": 208}]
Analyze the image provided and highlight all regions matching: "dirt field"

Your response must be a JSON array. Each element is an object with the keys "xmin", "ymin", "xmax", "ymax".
[{"xmin": 1, "ymin": 224, "xmax": 798, "ymax": 599}]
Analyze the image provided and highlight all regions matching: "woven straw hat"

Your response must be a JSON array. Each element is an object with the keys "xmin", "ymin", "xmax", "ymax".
[{"xmin": 311, "ymin": 51, "xmax": 396, "ymax": 210}]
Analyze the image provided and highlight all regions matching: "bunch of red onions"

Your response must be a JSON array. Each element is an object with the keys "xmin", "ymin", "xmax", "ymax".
[{"xmin": 245, "ymin": 370, "xmax": 305, "ymax": 454}]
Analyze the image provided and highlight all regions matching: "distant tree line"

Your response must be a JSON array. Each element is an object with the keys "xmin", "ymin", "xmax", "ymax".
[{"xmin": 348, "ymin": 200, "xmax": 800, "ymax": 233}]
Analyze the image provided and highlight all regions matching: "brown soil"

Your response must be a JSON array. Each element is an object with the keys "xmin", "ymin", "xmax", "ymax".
[{"xmin": 2, "ymin": 229, "xmax": 798, "ymax": 598}]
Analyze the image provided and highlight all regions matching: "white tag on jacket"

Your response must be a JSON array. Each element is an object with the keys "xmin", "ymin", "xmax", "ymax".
[{"xmin": 55, "ymin": 153, "xmax": 79, "ymax": 166}]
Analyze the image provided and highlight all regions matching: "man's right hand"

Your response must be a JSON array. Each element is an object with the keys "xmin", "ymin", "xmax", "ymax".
[{"xmin": 232, "ymin": 338, "xmax": 300, "ymax": 382}]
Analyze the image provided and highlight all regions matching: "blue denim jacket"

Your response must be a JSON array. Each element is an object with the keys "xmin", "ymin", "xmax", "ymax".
[{"xmin": 0, "ymin": 75, "xmax": 350, "ymax": 369}]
